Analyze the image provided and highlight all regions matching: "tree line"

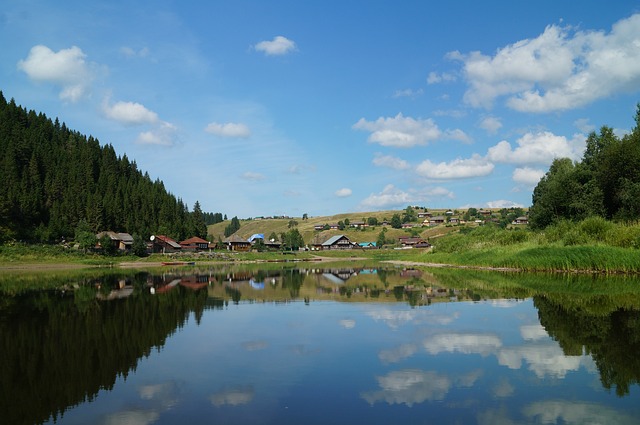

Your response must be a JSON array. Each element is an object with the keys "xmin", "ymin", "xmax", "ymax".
[
  {"xmin": 0, "ymin": 92, "xmax": 221, "ymax": 243},
  {"xmin": 529, "ymin": 105, "xmax": 640, "ymax": 229}
]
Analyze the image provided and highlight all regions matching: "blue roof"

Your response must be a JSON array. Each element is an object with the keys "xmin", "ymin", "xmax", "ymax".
[{"xmin": 248, "ymin": 233, "xmax": 264, "ymax": 242}]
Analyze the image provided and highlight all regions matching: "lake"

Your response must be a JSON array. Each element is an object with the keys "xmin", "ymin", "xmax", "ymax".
[{"xmin": 2, "ymin": 264, "xmax": 640, "ymax": 424}]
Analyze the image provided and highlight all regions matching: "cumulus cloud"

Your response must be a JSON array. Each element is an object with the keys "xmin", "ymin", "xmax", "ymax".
[
  {"xmin": 360, "ymin": 184, "xmax": 416, "ymax": 209},
  {"xmin": 372, "ymin": 153, "xmax": 410, "ymax": 170},
  {"xmin": 486, "ymin": 200, "xmax": 524, "ymax": 209},
  {"xmin": 520, "ymin": 324, "xmax": 549, "ymax": 341},
  {"xmin": 487, "ymin": 131, "xmax": 585, "ymax": 165},
  {"xmin": 455, "ymin": 14, "xmax": 640, "ymax": 112},
  {"xmin": 512, "ymin": 167, "xmax": 545, "ymax": 187},
  {"xmin": 17, "ymin": 45, "xmax": 95, "ymax": 102},
  {"xmin": 254, "ymin": 35, "xmax": 296, "ymax": 55},
  {"xmin": 416, "ymin": 154, "xmax": 494, "ymax": 179},
  {"xmin": 479, "ymin": 116, "xmax": 503, "ymax": 134},
  {"xmin": 574, "ymin": 118, "xmax": 596, "ymax": 134},
  {"xmin": 136, "ymin": 122, "xmax": 178, "ymax": 146},
  {"xmin": 205, "ymin": 122, "xmax": 251, "ymax": 138},
  {"xmin": 335, "ymin": 188, "xmax": 352, "ymax": 197},
  {"xmin": 353, "ymin": 113, "xmax": 442, "ymax": 148},
  {"xmin": 103, "ymin": 99, "xmax": 159, "ymax": 125}
]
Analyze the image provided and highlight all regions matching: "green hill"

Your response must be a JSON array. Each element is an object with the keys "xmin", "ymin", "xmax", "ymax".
[{"xmin": 207, "ymin": 209, "xmax": 473, "ymax": 246}]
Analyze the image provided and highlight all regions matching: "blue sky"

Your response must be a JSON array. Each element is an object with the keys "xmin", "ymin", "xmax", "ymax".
[{"xmin": 3, "ymin": 1, "xmax": 640, "ymax": 218}]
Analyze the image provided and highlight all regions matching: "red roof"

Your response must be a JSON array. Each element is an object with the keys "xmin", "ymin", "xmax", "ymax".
[{"xmin": 180, "ymin": 236, "xmax": 209, "ymax": 245}]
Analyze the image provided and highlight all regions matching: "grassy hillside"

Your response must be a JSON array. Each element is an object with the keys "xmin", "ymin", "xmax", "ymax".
[{"xmin": 207, "ymin": 209, "xmax": 471, "ymax": 246}]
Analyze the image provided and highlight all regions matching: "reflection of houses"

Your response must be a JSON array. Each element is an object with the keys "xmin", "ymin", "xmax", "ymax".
[
  {"xmin": 151, "ymin": 235, "xmax": 182, "ymax": 253},
  {"xmin": 398, "ymin": 237, "xmax": 431, "ymax": 248},
  {"xmin": 224, "ymin": 234, "xmax": 251, "ymax": 251},
  {"xmin": 319, "ymin": 234, "xmax": 355, "ymax": 250},
  {"xmin": 96, "ymin": 231, "xmax": 134, "ymax": 252},
  {"xmin": 179, "ymin": 275, "xmax": 209, "ymax": 290},
  {"xmin": 180, "ymin": 237, "xmax": 210, "ymax": 251}
]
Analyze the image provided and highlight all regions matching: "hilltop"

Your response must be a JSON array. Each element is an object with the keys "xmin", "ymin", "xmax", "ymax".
[{"xmin": 207, "ymin": 207, "xmax": 525, "ymax": 246}]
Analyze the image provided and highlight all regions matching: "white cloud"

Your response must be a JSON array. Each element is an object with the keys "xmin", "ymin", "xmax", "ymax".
[
  {"xmin": 523, "ymin": 400, "xmax": 637, "ymax": 425},
  {"xmin": 498, "ymin": 343, "xmax": 590, "ymax": 378},
  {"xmin": 487, "ymin": 131, "xmax": 585, "ymax": 165},
  {"xmin": 241, "ymin": 172, "xmax": 266, "ymax": 181},
  {"xmin": 335, "ymin": 188, "xmax": 352, "ymax": 197},
  {"xmin": 353, "ymin": 113, "xmax": 442, "ymax": 148},
  {"xmin": 360, "ymin": 184, "xmax": 416, "ymax": 209},
  {"xmin": 512, "ymin": 167, "xmax": 545, "ymax": 187},
  {"xmin": 520, "ymin": 324, "xmax": 549, "ymax": 341},
  {"xmin": 17, "ymin": 45, "xmax": 95, "ymax": 102},
  {"xmin": 205, "ymin": 122, "xmax": 251, "ymax": 138},
  {"xmin": 372, "ymin": 153, "xmax": 410, "ymax": 170},
  {"xmin": 136, "ymin": 122, "xmax": 177, "ymax": 146},
  {"xmin": 416, "ymin": 154, "xmax": 494, "ymax": 179},
  {"xmin": 455, "ymin": 14, "xmax": 640, "ymax": 112},
  {"xmin": 479, "ymin": 116, "xmax": 503, "ymax": 134},
  {"xmin": 427, "ymin": 71, "xmax": 456, "ymax": 84},
  {"xmin": 103, "ymin": 100, "xmax": 159, "ymax": 125},
  {"xmin": 254, "ymin": 35, "xmax": 296, "ymax": 56},
  {"xmin": 445, "ymin": 128, "xmax": 472, "ymax": 144},
  {"xmin": 485, "ymin": 200, "xmax": 524, "ymax": 209},
  {"xmin": 120, "ymin": 46, "xmax": 150, "ymax": 58}
]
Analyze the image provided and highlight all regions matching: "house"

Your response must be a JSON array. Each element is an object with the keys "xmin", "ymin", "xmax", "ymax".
[
  {"xmin": 96, "ymin": 231, "xmax": 134, "ymax": 251},
  {"xmin": 512, "ymin": 216, "xmax": 529, "ymax": 225},
  {"xmin": 449, "ymin": 217, "xmax": 460, "ymax": 225},
  {"xmin": 224, "ymin": 234, "xmax": 251, "ymax": 252},
  {"xmin": 398, "ymin": 236, "xmax": 431, "ymax": 248},
  {"xmin": 314, "ymin": 224, "xmax": 325, "ymax": 231},
  {"xmin": 479, "ymin": 209, "xmax": 493, "ymax": 217},
  {"xmin": 151, "ymin": 235, "xmax": 182, "ymax": 253},
  {"xmin": 430, "ymin": 216, "xmax": 447, "ymax": 225},
  {"xmin": 358, "ymin": 242, "xmax": 377, "ymax": 249},
  {"xmin": 180, "ymin": 236, "xmax": 210, "ymax": 251},
  {"xmin": 418, "ymin": 211, "xmax": 432, "ymax": 218},
  {"xmin": 350, "ymin": 220, "xmax": 366, "ymax": 228},
  {"xmin": 401, "ymin": 222, "xmax": 415, "ymax": 229},
  {"xmin": 320, "ymin": 234, "xmax": 355, "ymax": 250}
]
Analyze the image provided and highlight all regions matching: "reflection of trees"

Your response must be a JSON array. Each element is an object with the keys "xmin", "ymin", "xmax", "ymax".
[
  {"xmin": 281, "ymin": 269, "xmax": 305, "ymax": 298},
  {"xmin": 535, "ymin": 295, "xmax": 640, "ymax": 396},
  {"xmin": 0, "ymin": 273, "xmax": 208, "ymax": 425}
]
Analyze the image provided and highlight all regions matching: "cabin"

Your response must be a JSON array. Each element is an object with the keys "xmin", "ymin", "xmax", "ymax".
[
  {"xmin": 179, "ymin": 236, "xmax": 210, "ymax": 251},
  {"xmin": 96, "ymin": 231, "xmax": 134, "ymax": 252},
  {"xmin": 320, "ymin": 234, "xmax": 355, "ymax": 250},
  {"xmin": 512, "ymin": 216, "xmax": 529, "ymax": 225},
  {"xmin": 398, "ymin": 236, "xmax": 431, "ymax": 248},
  {"xmin": 224, "ymin": 234, "xmax": 251, "ymax": 252},
  {"xmin": 151, "ymin": 235, "xmax": 182, "ymax": 253},
  {"xmin": 430, "ymin": 216, "xmax": 447, "ymax": 225}
]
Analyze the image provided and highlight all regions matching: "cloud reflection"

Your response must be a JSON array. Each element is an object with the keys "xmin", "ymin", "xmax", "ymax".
[
  {"xmin": 498, "ymin": 343, "xmax": 592, "ymax": 378},
  {"xmin": 523, "ymin": 400, "xmax": 638, "ymax": 424},
  {"xmin": 378, "ymin": 344, "xmax": 418, "ymax": 364},
  {"xmin": 361, "ymin": 369, "xmax": 452, "ymax": 406},
  {"xmin": 423, "ymin": 333, "xmax": 502, "ymax": 356},
  {"xmin": 339, "ymin": 319, "xmax": 356, "ymax": 329},
  {"xmin": 210, "ymin": 386, "xmax": 255, "ymax": 407},
  {"xmin": 520, "ymin": 324, "xmax": 548, "ymax": 341},
  {"xmin": 367, "ymin": 308, "xmax": 459, "ymax": 329}
]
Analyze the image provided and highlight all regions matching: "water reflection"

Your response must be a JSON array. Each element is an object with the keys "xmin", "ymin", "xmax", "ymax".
[{"xmin": 1, "ymin": 265, "xmax": 640, "ymax": 424}]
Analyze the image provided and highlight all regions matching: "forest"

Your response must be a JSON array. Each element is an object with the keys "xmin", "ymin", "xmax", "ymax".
[
  {"xmin": 529, "ymin": 105, "xmax": 640, "ymax": 229},
  {"xmin": 0, "ymin": 92, "xmax": 215, "ymax": 243}
]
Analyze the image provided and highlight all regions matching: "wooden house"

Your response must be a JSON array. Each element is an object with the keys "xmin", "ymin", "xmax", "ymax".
[
  {"xmin": 151, "ymin": 235, "xmax": 182, "ymax": 253},
  {"xmin": 224, "ymin": 234, "xmax": 251, "ymax": 252},
  {"xmin": 180, "ymin": 236, "xmax": 210, "ymax": 251}
]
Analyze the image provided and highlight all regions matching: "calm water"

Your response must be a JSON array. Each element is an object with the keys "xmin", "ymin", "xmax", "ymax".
[{"xmin": 2, "ymin": 265, "xmax": 640, "ymax": 424}]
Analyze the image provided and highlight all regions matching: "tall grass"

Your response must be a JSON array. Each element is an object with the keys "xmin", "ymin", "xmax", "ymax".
[{"xmin": 427, "ymin": 218, "xmax": 640, "ymax": 273}]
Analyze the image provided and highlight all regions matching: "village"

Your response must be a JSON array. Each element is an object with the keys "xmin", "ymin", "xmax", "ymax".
[{"xmin": 94, "ymin": 207, "xmax": 529, "ymax": 255}]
